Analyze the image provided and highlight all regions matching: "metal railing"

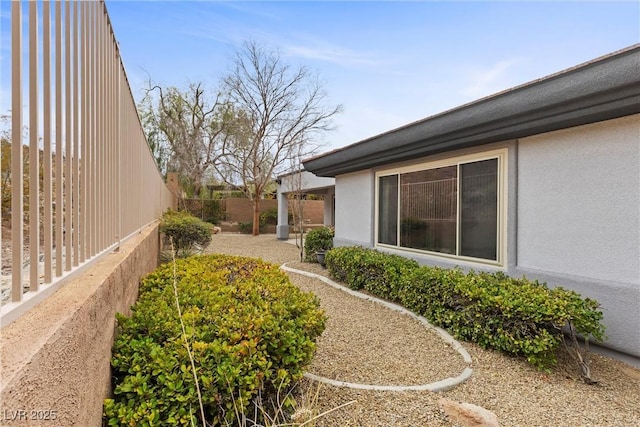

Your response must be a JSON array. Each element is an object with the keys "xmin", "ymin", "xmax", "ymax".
[{"xmin": 1, "ymin": 0, "xmax": 173, "ymax": 324}]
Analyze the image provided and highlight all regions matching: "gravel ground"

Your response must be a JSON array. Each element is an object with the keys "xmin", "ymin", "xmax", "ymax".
[
  {"xmin": 205, "ymin": 233, "xmax": 640, "ymax": 426},
  {"xmin": 286, "ymin": 261, "xmax": 468, "ymax": 387}
]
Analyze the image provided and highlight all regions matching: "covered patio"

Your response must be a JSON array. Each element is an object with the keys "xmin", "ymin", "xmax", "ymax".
[{"xmin": 275, "ymin": 170, "xmax": 335, "ymax": 240}]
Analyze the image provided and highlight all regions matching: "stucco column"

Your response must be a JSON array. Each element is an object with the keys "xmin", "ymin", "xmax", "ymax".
[
  {"xmin": 276, "ymin": 189, "xmax": 290, "ymax": 240},
  {"xmin": 324, "ymin": 187, "xmax": 335, "ymax": 226}
]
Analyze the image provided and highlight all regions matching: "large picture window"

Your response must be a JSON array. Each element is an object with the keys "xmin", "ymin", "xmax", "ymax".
[{"xmin": 376, "ymin": 153, "xmax": 503, "ymax": 263}]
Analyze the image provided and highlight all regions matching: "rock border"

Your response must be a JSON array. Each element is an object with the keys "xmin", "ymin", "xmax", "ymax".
[{"xmin": 280, "ymin": 263, "xmax": 473, "ymax": 392}]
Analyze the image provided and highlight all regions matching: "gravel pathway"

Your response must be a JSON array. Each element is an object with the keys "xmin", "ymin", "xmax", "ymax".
[
  {"xmin": 282, "ymin": 263, "xmax": 471, "ymax": 390},
  {"xmin": 205, "ymin": 234, "xmax": 640, "ymax": 426}
]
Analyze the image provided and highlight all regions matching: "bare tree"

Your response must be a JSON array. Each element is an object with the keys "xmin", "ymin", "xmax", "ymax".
[
  {"xmin": 137, "ymin": 95, "xmax": 169, "ymax": 178},
  {"xmin": 286, "ymin": 150, "xmax": 309, "ymax": 262},
  {"xmin": 142, "ymin": 82, "xmax": 230, "ymax": 197},
  {"xmin": 218, "ymin": 41, "xmax": 342, "ymax": 235}
]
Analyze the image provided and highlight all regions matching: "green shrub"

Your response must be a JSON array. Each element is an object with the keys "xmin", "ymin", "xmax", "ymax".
[
  {"xmin": 204, "ymin": 199, "xmax": 224, "ymax": 224},
  {"xmin": 325, "ymin": 246, "xmax": 417, "ymax": 301},
  {"xmin": 180, "ymin": 198, "xmax": 224, "ymax": 224},
  {"xmin": 160, "ymin": 209, "xmax": 213, "ymax": 252},
  {"xmin": 405, "ymin": 268, "xmax": 604, "ymax": 368},
  {"xmin": 238, "ymin": 221, "xmax": 266, "ymax": 234},
  {"xmin": 303, "ymin": 227, "xmax": 335, "ymax": 262},
  {"xmin": 259, "ymin": 207, "xmax": 291, "ymax": 225},
  {"xmin": 238, "ymin": 209, "xmax": 283, "ymax": 234},
  {"xmin": 238, "ymin": 221, "xmax": 252, "ymax": 233},
  {"xmin": 324, "ymin": 246, "xmax": 604, "ymax": 370},
  {"xmin": 104, "ymin": 255, "xmax": 325, "ymax": 426}
]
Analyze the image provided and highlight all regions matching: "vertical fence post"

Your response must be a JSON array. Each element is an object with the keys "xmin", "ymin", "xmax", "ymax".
[
  {"xmin": 98, "ymin": 4, "xmax": 104, "ymax": 251},
  {"xmin": 117, "ymin": 53, "xmax": 122, "ymax": 250},
  {"xmin": 43, "ymin": 1, "xmax": 53, "ymax": 284},
  {"xmin": 29, "ymin": 0, "xmax": 40, "ymax": 292},
  {"xmin": 79, "ymin": 0, "xmax": 86, "ymax": 264},
  {"xmin": 64, "ymin": 0, "xmax": 72, "ymax": 271},
  {"xmin": 72, "ymin": 0, "xmax": 79, "ymax": 267},
  {"xmin": 11, "ymin": 0, "xmax": 24, "ymax": 302},
  {"xmin": 55, "ymin": 0, "xmax": 63, "ymax": 278},
  {"xmin": 2, "ymin": 0, "xmax": 173, "ymax": 322},
  {"xmin": 87, "ymin": 0, "xmax": 95, "ymax": 259}
]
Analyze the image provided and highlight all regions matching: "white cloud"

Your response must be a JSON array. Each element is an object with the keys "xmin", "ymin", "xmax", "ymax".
[
  {"xmin": 281, "ymin": 42, "xmax": 382, "ymax": 67},
  {"xmin": 326, "ymin": 104, "xmax": 413, "ymax": 149},
  {"xmin": 460, "ymin": 57, "xmax": 529, "ymax": 99},
  {"xmin": 182, "ymin": 23, "xmax": 383, "ymax": 69},
  {"xmin": 214, "ymin": 1, "xmax": 282, "ymax": 22}
]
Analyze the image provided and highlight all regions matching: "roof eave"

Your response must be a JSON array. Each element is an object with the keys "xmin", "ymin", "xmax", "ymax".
[{"xmin": 303, "ymin": 45, "xmax": 640, "ymax": 177}]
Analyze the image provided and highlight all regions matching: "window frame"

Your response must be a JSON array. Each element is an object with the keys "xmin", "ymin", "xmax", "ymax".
[{"xmin": 374, "ymin": 148, "xmax": 507, "ymax": 267}]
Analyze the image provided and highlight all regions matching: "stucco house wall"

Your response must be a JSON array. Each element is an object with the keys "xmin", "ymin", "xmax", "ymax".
[
  {"xmin": 516, "ymin": 115, "xmax": 639, "ymax": 284},
  {"xmin": 515, "ymin": 114, "xmax": 640, "ymax": 357},
  {"xmin": 303, "ymin": 45, "xmax": 640, "ymax": 362},
  {"xmin": 328, "ymin": 116, "xmax": 640, "ymax": 359},
  {"xmin": 334, "ymin": 170, "xmax": 375, "ymax": 247}
]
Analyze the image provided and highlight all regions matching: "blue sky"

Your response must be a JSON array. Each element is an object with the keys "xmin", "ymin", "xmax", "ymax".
[{"xmin": 2, "ymin": 1, "xmax": 639, "ymax": 151}]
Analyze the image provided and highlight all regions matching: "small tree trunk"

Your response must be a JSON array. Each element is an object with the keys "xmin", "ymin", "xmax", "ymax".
[
  {"xmin": 252, "ymin": 197, "xmax": 261, "ymax": 236},
  {"xmin": 564, "ymin": 321, "xmax": 598, "ymax": 385}
]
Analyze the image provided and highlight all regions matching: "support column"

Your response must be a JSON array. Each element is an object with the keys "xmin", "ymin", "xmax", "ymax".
[
  {"xmin": 276, "ymin": 188, "xmax": 290, "ymax": 240},
  {"xmin": 323, "ymin": 187, "xmax": 335, "ymax": 226}
]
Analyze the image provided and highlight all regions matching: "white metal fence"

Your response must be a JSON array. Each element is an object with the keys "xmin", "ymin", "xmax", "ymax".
[{"xmin": 1, "ymin": 0, "xmax": 173, "ymax": 324}]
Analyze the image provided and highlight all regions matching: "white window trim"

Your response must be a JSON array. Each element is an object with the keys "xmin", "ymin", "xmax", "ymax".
[{"xmin": 374, "ymin": 148, "xmax": 508, "ymax": 267}]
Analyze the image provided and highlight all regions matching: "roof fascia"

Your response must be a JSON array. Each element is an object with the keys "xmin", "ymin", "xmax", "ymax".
[{"xmin": 304, "ymin": 45, "xmax": 640, "ymax": 177}]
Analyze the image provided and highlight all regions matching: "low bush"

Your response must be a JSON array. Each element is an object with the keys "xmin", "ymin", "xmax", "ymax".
[
  {"xmin": 180, "ymin": 198, "xmax": 224, "ymax": 224},
  {"xmin": 238, "ymin": 221, "xmax": 252, "ymax": 233},
  {"xmin": 104, "ymin": 255, "xmax": 326, "ymax": 426},
  {"xmin": 325, "ymin": 246, "xmax": 417, "ymax": 301},
  {"xmin": 303, "ymin": 227, "xmax": 334, "ymax": 262},
  {"xmin": 259, "ymin": 207, "xmax": 290, "ymax": 225},
  {"xmin": 238, "ymin": 221, "xmax": 266, "ymax": 234},
  {"xmin": 160, "ymin": 209, "xmax": 213, "ymax": 252},
  {"xmin": 324, "ymin": 246, "xmax": 604, "ymax": 370},
  {"xmin": 403, "ymin": 268, "xmax": 604, "ymax": 368},
  {"xmin": 235, "ymin": 206, "xmax": 292, "ymax": 233}
]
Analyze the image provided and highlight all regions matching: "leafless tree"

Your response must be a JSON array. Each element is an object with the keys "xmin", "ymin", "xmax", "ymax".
[
  {"xmin": 287, "ymin": 150, "xmax": 309, "ymax": 262},
  {"xmin": 217, "ymin": 41, "xmax": 342, "ymax": 235},
  {"xmin": 141, "ymin": 82, "xmax": 231, "ymax": 197}
]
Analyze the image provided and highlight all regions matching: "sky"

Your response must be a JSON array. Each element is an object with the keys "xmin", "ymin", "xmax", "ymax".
[{"xmin": 1, "ymin": 0, "xmax": 639, "ymax": 152}]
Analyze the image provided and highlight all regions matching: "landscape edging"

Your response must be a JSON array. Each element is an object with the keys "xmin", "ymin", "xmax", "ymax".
[{"xmin": 280, "ymin": 263, "xmax": 473, "ymax": 392}]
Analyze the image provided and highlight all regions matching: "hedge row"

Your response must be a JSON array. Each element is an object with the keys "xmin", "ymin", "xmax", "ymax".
[
  {"xmin": 325, "ymin": 246, "xmax": 604, "ymax": 369},
  {"xmin": 325, "ymin": 246, "xmax": 417, "ymax": 298},
  {"xmin": 104, "ymin": 255, "xmax": 326, "ymax": 426}
]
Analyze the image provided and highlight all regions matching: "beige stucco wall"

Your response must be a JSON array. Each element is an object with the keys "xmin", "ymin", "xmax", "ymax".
[{"xmin": 0, "ymin": 222, "xmax": 161, "ymax": 426}]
